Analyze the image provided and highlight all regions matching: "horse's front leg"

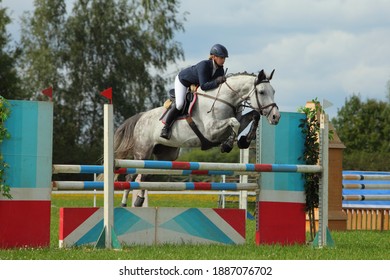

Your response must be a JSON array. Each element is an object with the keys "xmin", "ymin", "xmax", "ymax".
[
  {"xmin": 205, "ymin": 117, "xmax": 240, "ymax": 153},
  {"xmin": 237, "ymin": 111, "xmax": 260, "ymax": 149},
  {"xmin": 246, "ymin": 114, "xmax": 260, "ymax": 142}
]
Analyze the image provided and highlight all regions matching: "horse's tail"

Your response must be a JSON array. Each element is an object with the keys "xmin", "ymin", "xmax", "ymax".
[
  {"xmin": 114, "ymin": 112, "xmax": 144, "ymax": 160},
  {"xmin": 96, "ymin": 112, "xmax": 144, "ymax": 182}
]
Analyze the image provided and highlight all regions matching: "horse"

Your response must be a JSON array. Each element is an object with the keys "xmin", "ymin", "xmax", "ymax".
[{"xmin": 114, "ymin": 69, "xmax": 281, "ymax": 207}]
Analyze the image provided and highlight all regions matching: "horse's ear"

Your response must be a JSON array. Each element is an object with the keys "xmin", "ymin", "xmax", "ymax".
[
  {"xmin": 257, "ymin": 69, "xmax": 266, "ymax": 81},
  {"xmin": 269, "ymin": 69, "xmax": 275, "ymax": 80}
]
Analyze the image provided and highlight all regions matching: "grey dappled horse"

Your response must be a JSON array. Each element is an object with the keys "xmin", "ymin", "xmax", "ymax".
[{"xmin": 114, "ymin": 69, "xmax": 281, "ymax": 207}]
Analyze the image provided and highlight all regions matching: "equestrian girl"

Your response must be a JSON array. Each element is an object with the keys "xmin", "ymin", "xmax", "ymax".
[{"xmin": 160, "ymin": 43, "xmax": 229, "ymax": 139}]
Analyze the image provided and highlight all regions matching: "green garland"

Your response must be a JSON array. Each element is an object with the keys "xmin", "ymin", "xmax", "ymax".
[{"xmin": 0, "ymin": 96, "xmax": 12, "ymax": 199}]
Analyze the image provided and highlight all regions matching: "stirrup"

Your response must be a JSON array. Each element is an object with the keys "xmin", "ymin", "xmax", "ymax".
[{"xmin": 160, "ymin": 126, "xmax": 171, "ymax": 139}]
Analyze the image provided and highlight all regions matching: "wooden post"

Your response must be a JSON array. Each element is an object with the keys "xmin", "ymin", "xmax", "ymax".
[
  {"xmin": 328, "ymin": 122, "xmax": 347, "ymax": 230},
  {"xmin": 305, "ymin": 101, "xmax": 347, "ymax": 232}
]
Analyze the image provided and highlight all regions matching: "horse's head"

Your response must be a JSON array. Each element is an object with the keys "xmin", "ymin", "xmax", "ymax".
[{"xmin": 249, "ymin": 69, "xmax": 280, "ymax": 125}]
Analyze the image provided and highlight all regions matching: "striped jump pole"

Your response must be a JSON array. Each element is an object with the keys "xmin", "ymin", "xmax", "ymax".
[
  {"xmin": 52, "ymin": 164, "xmax": 260, "ymax": 176},
  {"xmin": 115, "ymin": 159, "xmax": 322, "ymax": 173},
  {"xmin": 52, "ymin": 181, "xmax": 259, "ymax": 191}
]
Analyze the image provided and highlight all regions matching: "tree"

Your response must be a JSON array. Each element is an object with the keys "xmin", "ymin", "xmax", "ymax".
[
  {"xmin": 19, "ymin": 0, "xmax": 66, "ymax": 99},
  {"xmin": 19, "ymin": 0, "xmax": 78, "ymax": 167},
  {"xmin": 0, "ymin": 1, "xmax": 22, "ymax": 99},
  {"xmin": 387, "ymin": 80, "xmax": 390, "ymax": 103},
  {"xmin": 19, "ymin": 0, "xmax": 185, "ymax": 166},
  {"xmin": 19, "ymin": 0, "xmax": 66, "ymax": 101},
  {"xmin": 332, "ymin": 94, "xmax": 390, "ymax": 170}
]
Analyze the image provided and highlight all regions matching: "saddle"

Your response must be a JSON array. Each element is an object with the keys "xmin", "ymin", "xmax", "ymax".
[
  {"xmin": 159, "ymin": 87, "xmax": 224, "ymax": 151},
  {"xmin": 160, "ymin": 87, "xmax": 198, "ymax": 122}
]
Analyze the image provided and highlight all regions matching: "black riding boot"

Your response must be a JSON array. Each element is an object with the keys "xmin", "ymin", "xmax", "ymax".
[{"xmin": 160, "ymin": 106, "xmax": 180, "ymax": 139}]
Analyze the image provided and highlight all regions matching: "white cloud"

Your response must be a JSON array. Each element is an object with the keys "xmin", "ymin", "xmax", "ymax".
[{"xmin": 2, "ymin": 0, "xmax": 390, "ymax": 118}]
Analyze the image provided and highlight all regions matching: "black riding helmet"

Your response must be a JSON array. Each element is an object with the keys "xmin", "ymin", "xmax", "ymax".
[{"xmin": 210, "ymin": 44, "xmax": 229, "ymax": 58}]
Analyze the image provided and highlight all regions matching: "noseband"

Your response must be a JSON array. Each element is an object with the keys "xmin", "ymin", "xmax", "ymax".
[
  {"xmin": 253, "ymin": 80, "xmax": 279, "ymax": 117},
  {"xmin": 201, "ymin": 76, "xmax": 278, "ymax": 116},
  {"xmin": 225, "ymin": 78, "xmax": 278, "ymax": 117}
]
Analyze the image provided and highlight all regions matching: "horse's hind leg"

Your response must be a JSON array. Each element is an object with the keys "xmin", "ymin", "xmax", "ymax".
[
  {"xmin": 132, "ymin": 174, "xmax": 148, "ymax": 207},
  {"xmin": 120, "ymin": 173, "xmax": 137, "ymax": 207},
  {"xmin": 122, "ymin": 145, "xmax": 179, "ymax": 207},
  {"xmin": 121, "ymin": 190, "xmax": 130, "ymax": 207},
  {"xmin": 130, "ymin": 145, "xmax": 180, "ymax": 207},
  {"xmin": 120, "ymin": 175, "xmax": 148, "ymax": 207},
  {"xmin": 120, "ymin": 174, "xmax": 149, "ymax": 207}
]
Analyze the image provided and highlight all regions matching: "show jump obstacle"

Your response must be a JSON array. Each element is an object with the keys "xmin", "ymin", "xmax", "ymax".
[
  {"xmin": 0, "ymin": 98, "xmax": 330, "ymax": 249},
  {"xmin": 0, "ymin": 100, "xmax": 53, "ymax": 248},
  {"xmin": 256, "ymin": 111, "xmax": 331, "ymax": 246},
  {"xmin": 59, "ymin": 105, "xmax": 252, "ymax": 248},
  {"xmin": 59, "ymin": 100, "xmax": 331, "ymax": 249}
]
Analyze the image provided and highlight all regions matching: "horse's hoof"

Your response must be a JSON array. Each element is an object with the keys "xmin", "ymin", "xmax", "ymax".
[
  {"xmin": 220, "ymin": 143, "xmax": 233, "ymax": 153},
  {"xmin": 237, "ymin": 136, "xmax": 250, "ymax": 149},
  {"xmin": 133, "ymin": 196, "xmax": 145, "ymax": 207},
  {"xmin": 121, "ymin": 203, "xmax": 127, "ymax": 207}
]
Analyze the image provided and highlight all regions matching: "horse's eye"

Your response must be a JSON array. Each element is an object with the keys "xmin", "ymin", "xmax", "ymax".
[{"xmin": 259, "ymin": 90, "xmax": 264, "ymax": 95}]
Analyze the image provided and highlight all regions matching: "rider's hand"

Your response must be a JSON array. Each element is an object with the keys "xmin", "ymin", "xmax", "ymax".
[{"xmin": 215, "ymin": 76, "xmax": 226, "ymax": 85}]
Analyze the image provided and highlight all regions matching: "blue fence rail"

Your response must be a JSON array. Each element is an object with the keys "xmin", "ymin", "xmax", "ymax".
[
  {"xmin": 342, "ymin": 171, "xmax": 390, "ymax": 209},
  {"xmin": 342, "ymin": 171, "xmax": 390, "ymax": 230}
]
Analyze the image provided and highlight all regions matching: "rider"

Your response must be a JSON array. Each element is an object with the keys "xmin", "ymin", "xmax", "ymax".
[{"xmin": 160, "ymin": 43, "xmax": 229, "ymax": 139}]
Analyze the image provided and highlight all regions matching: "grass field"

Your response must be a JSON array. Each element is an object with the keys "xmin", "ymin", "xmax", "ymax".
[{"xmin": 1, "ymin": 193, "xmax": 390, "ymax": 260}]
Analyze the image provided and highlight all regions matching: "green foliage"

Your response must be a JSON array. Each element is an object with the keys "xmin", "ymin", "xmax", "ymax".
[
  {"xmin": 298, "ymin": 99, "xmax": 322, "ymax": 240},
  {"xmin": 387, "ymin": 80, "xmax": 390, "ymax": 103},
  {"xmin": 0, "ymin": 3, "xmax": 23, "ymax": 99},
  {"xmin": 178, "ymin": 147, "xmax": 240, "ymax": 163},
  {"xmin": 19, "ymin": 0, "xmax": 66, "ymax": 99},
  {"xmin": 332, "ymin": 94, "xmax": 390, "ymax": 171},
  {"xmin": 18, "ymin": 0, "xmax": 185, "ymax": 165},
  {"xmin": 0, "ymin": 96, "xmax": 12, "ymax": 198}
]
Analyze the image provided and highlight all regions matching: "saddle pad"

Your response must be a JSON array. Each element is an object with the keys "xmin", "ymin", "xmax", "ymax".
[{"xmin": 160, "ymin": 92, "xmax": 198, "ymax": 122}]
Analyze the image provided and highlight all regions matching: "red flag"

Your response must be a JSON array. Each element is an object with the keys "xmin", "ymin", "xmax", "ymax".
[
  {"xmin": 100, "ymin": 87, "xmax": 112, "ymax": 103},
  {"xmin": 41, "ymin": 86, "xmax": 53, "ymax": 98}
]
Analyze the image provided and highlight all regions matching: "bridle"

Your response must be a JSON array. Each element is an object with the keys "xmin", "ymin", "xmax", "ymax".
[
  {"xmin": 201, "ymin": 77, "xmax": 278, "ymax": 117},
  {"xmin": 251, "ymin": 79, "xmax": 279, "ymax": 118}
]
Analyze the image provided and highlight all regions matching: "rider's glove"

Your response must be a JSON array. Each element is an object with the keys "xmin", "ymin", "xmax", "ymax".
[{"xmin": 215, "ymin": 76, "xmax": 226, "ymax": 85}]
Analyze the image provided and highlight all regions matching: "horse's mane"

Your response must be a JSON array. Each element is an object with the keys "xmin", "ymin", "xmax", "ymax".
[{"xmin": 226, "ymin": 71, "xmax": 256, "ymax": 78}]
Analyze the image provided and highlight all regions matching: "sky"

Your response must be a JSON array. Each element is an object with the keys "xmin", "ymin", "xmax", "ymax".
[{"xmin": 2, "ymin": 0, "xmax": 390, "ymax": 118}]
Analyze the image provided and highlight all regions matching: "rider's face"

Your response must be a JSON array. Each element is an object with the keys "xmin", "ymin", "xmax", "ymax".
[{"xmin": 214, "ymin": 56, "xmax": 226, "ymax": 67}]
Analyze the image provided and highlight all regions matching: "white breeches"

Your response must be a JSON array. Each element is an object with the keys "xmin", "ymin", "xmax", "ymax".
[{"xmin": 174, "ymin": 75, "xmax": 188, "ymax": 110}]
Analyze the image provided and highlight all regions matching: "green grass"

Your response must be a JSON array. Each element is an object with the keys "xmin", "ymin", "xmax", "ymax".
[{"xmin": 1, "ymin": 193, "xmax": 390, "ymax": 260}]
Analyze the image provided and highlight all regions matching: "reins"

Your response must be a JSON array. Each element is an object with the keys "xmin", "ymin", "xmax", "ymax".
[
  {"xmin": 202, "ymin": 77, "xmax": 278, "ymax": 116},
  {"xmin": 196, "ymin": 89, "xmax": 237, "ymax": 113}
]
